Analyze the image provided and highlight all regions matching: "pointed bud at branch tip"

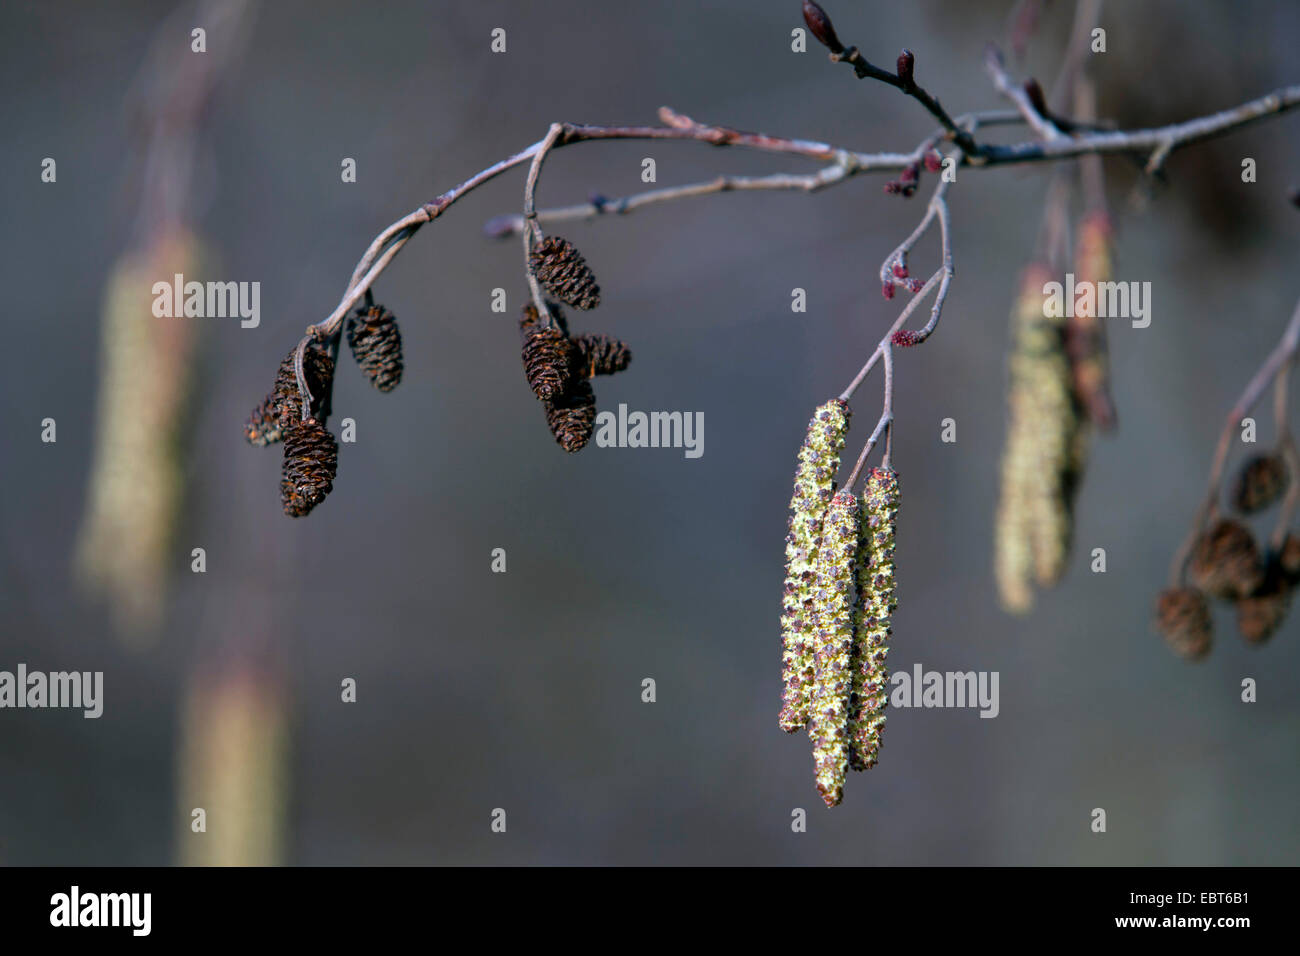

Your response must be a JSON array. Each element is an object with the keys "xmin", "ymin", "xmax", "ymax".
[
  {"xmin": 881, "ymin": 282, "xmax": 896, "ymax": 300},
  {"xmin": 802, "ymin": 0, "xmax": 845, "ymax": 55}
]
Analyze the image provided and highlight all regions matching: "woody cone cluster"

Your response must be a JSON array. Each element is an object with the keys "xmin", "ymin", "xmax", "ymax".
[
  {"xmin": 1158, "ymin": 449, "xmax": 1298, "ymax": 656},
  {"xmin": 518, "ymin": 263, "xmax": 631, "ymax": 452},
  {"xmin": 244, "ymin": 298, "xmax": 406, "ymax": 517}
]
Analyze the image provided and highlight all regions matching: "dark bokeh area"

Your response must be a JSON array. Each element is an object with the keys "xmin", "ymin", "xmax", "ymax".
[{"xmin": 2, "ymin": 0, "xmax": 1298, "ymax": 865}]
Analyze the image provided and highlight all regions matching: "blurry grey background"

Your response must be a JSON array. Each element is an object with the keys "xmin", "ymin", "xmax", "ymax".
[{"xmin": 2, "ymin": 0, "xmax": 1298, "ymax": 865}]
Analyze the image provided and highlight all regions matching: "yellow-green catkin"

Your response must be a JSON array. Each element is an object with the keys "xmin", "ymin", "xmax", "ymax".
[
  {"xmin": 779, "ymin": 399, "xmax": 851, "ymax": 732},
  {"xmin": 809, "ymin": 490, "xmax": 859, "ymax": 808},
  {"xmin": 994, "ymin": 264, "xmax": 1081, "ymax": 612},
  {"xmin": 850, "ymin": 467, "xmax": 898, "ymax": 771}
]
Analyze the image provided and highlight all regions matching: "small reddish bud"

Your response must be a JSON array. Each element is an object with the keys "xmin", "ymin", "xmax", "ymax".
[
  {"xmin": 881, "ymin": 282, "xmax": 896, "ymax": 300},
  {"xmin": 802, "ymin": 0, "xmax": 845, "ymax": 54},
  {"xmin": 891, "ymin": 330, "xmax": 921, "ymax": 347},
  {"xmin": 891, "ymin": 262, "xmax": 909, "ymax": 279},
  {"xmin": 899, "ymin": 164, "xmax": 919, "ymax": 184},
  {"xmin": 905, "ymin": 278, "xmax": 924, "ymax": 293},
  {"xmin": 923, "ymin": 149, "xmax": 943, "ymax": 173},
  {"xmin": 896, "ymin": 49, "xmax": 915, "ymax": 86}
]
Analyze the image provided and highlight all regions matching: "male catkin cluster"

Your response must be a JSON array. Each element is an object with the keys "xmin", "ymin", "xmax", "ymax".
[
  {"xmin": 778, "ymin": 401, "xmax": 904, "ymax": 807},
  {"xmin": 850, "ymin": 467, "xmax": 898, "ymax": 772},
  {"xmin": 779, "ymin": 399, "xmax": 851, "ymax": 733},
  {"xmin": 995, "ymin": 264, "xmax": 1087, "ymax": 613},
  {"xmin": 518, "ymin": 301, "xmax": 632, "ymax": 453}
]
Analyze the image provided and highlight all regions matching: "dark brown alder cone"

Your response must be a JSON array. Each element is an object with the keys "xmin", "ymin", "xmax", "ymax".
[
  {"xmin": 530, "ymin": 236, "xmax": 600, "ymax": 310},
  {"xmin": 1237, "ymin": 582, "xmax": 1290, "ymax": 644},
  {"xmin": 1154, "ymin": 587, "xmax": 1212, "ymax": 660},
  {"xmin": 521, "ymin": 323, "xmax": 576, "ymax": 401},
  {"xmin": 280, "ymin": 418, "xmax": 338, "ymax": 517},
  {"xmin": 1231, "ymin": 453, "xmax": 1288, "ymax": 514},
  {"xmin": 573, "ymin": 334, "xmax": 632, "ymax": 377},
  {"xmin": 519, "ymin": 301, "xmax": 569, "ymax": 337},
  {"xmin": 346, "ymin": 305, "xmax": 403, "ymax": 392},
  {"xmin": 244, "ymin": 338, "xmax": 334, "ymax": 446},
  {"xmin": 543, "ymin": 377, "xmax": 597, "ymax": 452},
  {"xmin": 1279, "ymin": 533, "xmax": 1300, "ymax": 581},
  {"xmin": 1188, "ymin": 518, "xmax": 1265, "ymax": 599},
  {"xmin": 245, "ymin": 340, "xmax": 332, "ymax": 444},
  {"xmin": 244, "ymin": 395, "xmax": 281, "ymax": 447}
]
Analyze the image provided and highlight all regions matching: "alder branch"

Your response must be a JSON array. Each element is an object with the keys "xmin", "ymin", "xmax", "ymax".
[
  {"xmin": 281, "ymin": 0, "xmax": 1300, "ymax": 422},
  {"xmin": 308, "ymin": 86, "xmax": 1299, "ymax": 349},
  {"xmin": 485, "ymin": 110, "xmax": 1026, "ymax": 238},
  {"xmin": 522, "ymin": 123, "xmax": 565, "ymax": 324}
]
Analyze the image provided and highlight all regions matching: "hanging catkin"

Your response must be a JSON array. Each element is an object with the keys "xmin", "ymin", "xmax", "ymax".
[
  {"xmin": 849, "ymin": 466, "xmax": 898, "ymax": 771},
  {"xmin": 1068, "ymin": 212, "xmax": 1117, "ymax": 429},
  {"xmin": 808, "ymin": 490, "xmax": 858, "ymax": 808},
  {"xmin": 994, "ymin": 264, "xmax": 1083, "ymax": 612},
  {"xmin": 778, "ymin": 399, "xmax": 851, "ymax": 733}
]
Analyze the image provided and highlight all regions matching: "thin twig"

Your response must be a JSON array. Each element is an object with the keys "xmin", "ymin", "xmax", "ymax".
[
  {"xmin": 979, "ymin": 85, "xmax": 1300, "ymax": 166},
  {"xmin": 522, "ymin": 123, "xmax": 564, "ymax": 324},
  {"xmin": 986, "ymin": 46, "xmax": 1066, "ymax": 141},
  {"xmin": 488, "ymin": 110, "xmax": 1027, "ymax": 239},
  {"xmin": 828, "ymin": 43, "xmax": 981, "ymax": 158},
  {"xmin": 844, "ymin": 345, "xmax": 895, "ymax": 491}
]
